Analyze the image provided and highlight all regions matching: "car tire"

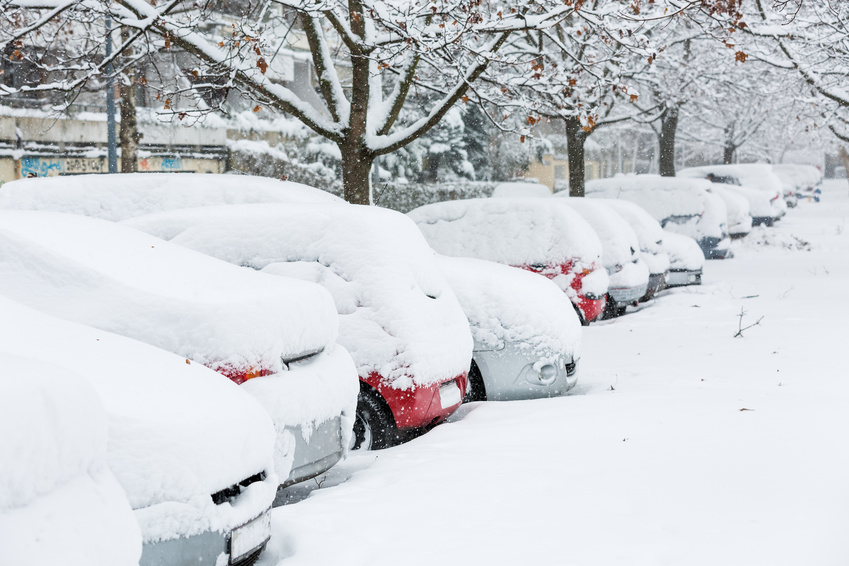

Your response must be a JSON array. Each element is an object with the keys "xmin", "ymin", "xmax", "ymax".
[
  {"xmin": 350, "ymin": 387, "xmax": 397, "ymax": 451},
  {"xmin": 463, "ymin": 361, "xmax": 487, "ymax": 403}
]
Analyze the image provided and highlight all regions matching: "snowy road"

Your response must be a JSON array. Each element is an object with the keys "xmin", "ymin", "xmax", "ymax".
[{"xmin": 262, "ymin": 181, "xmax": 849, "ymax": 566}]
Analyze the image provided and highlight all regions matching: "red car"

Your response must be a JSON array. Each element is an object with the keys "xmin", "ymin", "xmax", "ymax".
[
  {"xmin": 408, "ymin": 198, "xmax": 609, "ymax": 325},
  {"xmin": 125, "ymin": 203, "xmax": 473, "ymax": 450}
]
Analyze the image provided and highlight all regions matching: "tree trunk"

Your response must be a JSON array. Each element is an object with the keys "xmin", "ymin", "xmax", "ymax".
[
  {"xmin": 658, "ymin": 107, "xmax": 678, "ymax": 177},
  {"xmin": 723, "ymin": 142, "xmax": 735, "ymax": 164},
  {"xmin": 340, "ymin": 141, "xmax": 373, "ymax": 205},
  {"xmin": 120, "ymin": 26, "xmax": 139, "ymax": 173},
  {"xmin": 565, "ymin": 116, "xmax": 587, "ymax": 197},
  {"xmin": 723, "ymin": 123, "xmax": 735, "ymax": 164}
]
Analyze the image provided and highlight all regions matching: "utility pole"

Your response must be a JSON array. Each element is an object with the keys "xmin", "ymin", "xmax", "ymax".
[{"xmin": 105, "ymin": 16, "xmax": 117, "ymax": 173}]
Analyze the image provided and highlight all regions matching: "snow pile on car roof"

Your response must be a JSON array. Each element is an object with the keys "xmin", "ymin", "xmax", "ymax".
[
  {"xmin": 0, "ymin": 354, "xmax": 141, "ymax": 565},
  {"xmin": 555, "ymin": 197, "xmax": 640, "ymax": 269},
  {"xmin": 679, "ymin": 164, "xmax": 783, "ymax": 195},
  {"xmin": 585, "ymin": 175, "xmax": 726, "ymax": 240},
  {"xmin": 408, "ymin": 198, "xmax": 603, "ymax": 267},
  {"xmin": 0, "ymin": 173, "xmax": 342, "ymax": 221},
  {"xmin": 436, "ymin": 256, "xmax": 581, "ymax": 362},
  {"xmin": 586, "ymin": 198, "xmax": 670, "ymax": 274},
  {"xmin": 772, "ymin": 164, "xmax": 822, "ymax": 191},
  {"xmin": 0, "ymin": 211, "xmax": 339, "ymax": 379},
  {"xmin": 0, "ymin": 296, "xmax": 277, "ymax": 542},
  {"xmin": 491, "ymin": 181, "xmax": 552, "ymax": 198},
  {"xmin": 125, "ymin": 204, "xmax": 473, "ymax": 390},
  {"xmin": 710, "ymin": 185, "xmax": 754, "ymax": 234},
  {"xmin": 661, "ymin": 231, "xmax": 705, "ymax": 271}
]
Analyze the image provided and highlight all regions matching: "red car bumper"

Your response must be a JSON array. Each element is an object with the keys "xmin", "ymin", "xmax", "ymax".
[{"xmin": 363, "ymin": 372, "xmax": 468, "ymax": 430}]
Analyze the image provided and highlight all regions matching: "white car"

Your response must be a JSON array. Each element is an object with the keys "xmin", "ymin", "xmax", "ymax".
[
  {"xmin": 586, "ymin": 174, "xmax": 732, "ymax": 260},
  {"xmin": 661, "ymin": 231, "xmax": 705, "ymax": 287},
  {"xmin": 772, "ymin": 163, "xmax": 822, "ymax": 204},
  {"xmin": 123, "ymin": 203, "xmax": 473, "ymax": 450},
  {"xmin": 409, "ymin": 198, "xmax": 610, "ymax": 325},
  {"xmin": 0, "ymin": 210, "xmax": 359, "ymax": 490},
  {"xmin": 436, "ymin": 255, "xmax": 581, "ymax": 401},
  {"xmin": 708, "ymin": 185, "xmax": 753, "ymax": 237},
  {"xmin": 678, "ymin": 164, "xmax": 788, "ymax": 220},
  {"xmin": 554, "ymin": 196, "xmax": 650, "ymax": 317},
  {"xmin": 0, "ymin": 353, "xmax": 142, "ymax": 566},
  {"xmin": 0, "ymin": 296, "xmax": 279, "ymax": 566},
  {"xmin": 584, "ymin": 198, "xmax": 670, "ymax": 301}
]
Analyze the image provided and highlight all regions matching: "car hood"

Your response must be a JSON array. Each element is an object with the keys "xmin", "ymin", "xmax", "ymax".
[
  {"xmin": 0, "ymin": 210, "xmax": 338, "ymax": 377},
  {"xmin": 126, "ymin": 203, "xmax": 473, "ymax": 390}
]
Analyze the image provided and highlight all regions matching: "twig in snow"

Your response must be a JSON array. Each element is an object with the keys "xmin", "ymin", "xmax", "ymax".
[{"xmin": 734, "ymin": 307, "xmax": 764, "ymax": 338}]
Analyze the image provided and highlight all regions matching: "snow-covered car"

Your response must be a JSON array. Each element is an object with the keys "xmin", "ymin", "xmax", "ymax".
[
  {"xmin": 123, "ymin": 203, "xmax": 472, "ymax": 450},
  {"xmin": 0, "ymin": 210, "xmax": 359, "ymax": 490},
  {"xmin": 708, "ymin": 185, "xmax": 753, "ymax": 237},
  {"xmin": 408, "ymin": 198, "xmax": 609, "ymax": 325},
  {"xmin": 584, "ymin": 198, "xmax": 670, "ymax": 302},
  {"xmin": 0, "ymin": 353, "xmax": 142, "ymax": 566},
  {"xmin": 491, "ymin": 181, "xmax": 552, "ymax": 198},
  {"xmin": 772, "ymin": 163, "xmax": 823, "ymax": 204},
  {"xmin": 679, "ymin": 164, "xmax": 788, "ymax": 220},
  {"xmin": 554, "ymin": 196, "xmax": 650, "ymax": 317},
  {"xmin": 718, "ymin": 183, "xmax": 777, "ymax": 227},
  {"xmin": 0, "ymin": 172, "xmax": 343, "ymax": 218},
  {"xmin": 0, "ymin": 296, "xmax": 278, "ymax": 566},
  {"xmin": 661, "ymin": 231, "xmax": 705, "ymax": 287},
  {"xmin": 585, "ymin": 174, "xmax": 733, "ymax": 260},
  {"xmin": 436, "ymin": 255, "xmax": 581, "ymax": 401}
]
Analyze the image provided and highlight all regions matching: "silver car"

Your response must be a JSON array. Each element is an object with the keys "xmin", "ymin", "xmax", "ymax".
[{"xmin": 437, "ymin": 256, "xmax": 581, "ymax": 401}]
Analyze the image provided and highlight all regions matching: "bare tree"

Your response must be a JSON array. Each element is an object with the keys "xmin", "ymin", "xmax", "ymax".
[{"xmin": 2, "ymin": 0, "xmax": 715, "ymax": 202}]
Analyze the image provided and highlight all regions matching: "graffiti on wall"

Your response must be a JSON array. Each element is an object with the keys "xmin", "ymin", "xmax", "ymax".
[{"xmin": 20, "ymin": 157, "xmax": 107, "ymax": 177}]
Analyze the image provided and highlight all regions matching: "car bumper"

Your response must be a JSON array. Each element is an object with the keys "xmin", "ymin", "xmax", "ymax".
[
  {"xmin": 609, "ymin": 283, "xmax": 649, "ymax": 307},
  {"xmin": 240, "ymin": 344, "xmax": 359, "ymax": 487},
  {"xmin": 640, "ymin": 272, "xmax": 667, "ymax": 302},
  {"xmin": 473, "ymin": 346, "xmax": 577, "ymax": 401},
  {"xmin": 138, "ymin": 471, "xmax": 277, "ymax": 566},
  {"xmin": 141, "ymin": 511, "xmax": 270, "ymax": 566},
  {"xmin": 364, "ymin": 372, "xmax": 468, "ymax": 431},
  {"xmin": 700, "ymin": 236, "xmax": 733, "ymax": 260},
  {"xmin": 666, "ymin": 268, "xmax": 702, "ymax": 287},
  {"xmin": 281, "ymin": 416, "xmax": 344, "ymax": 488},
  {"xmin": 751, "ymin": 216, "xmax": 775, "ymax": 227}
]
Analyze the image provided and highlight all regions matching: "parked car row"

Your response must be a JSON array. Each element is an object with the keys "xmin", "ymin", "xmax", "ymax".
[{"xmin": 1, "ymin": 164, "xmax": 805, "ymax": 565}]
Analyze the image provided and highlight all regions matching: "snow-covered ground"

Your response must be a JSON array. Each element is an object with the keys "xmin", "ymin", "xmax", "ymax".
[{"xmin": 262, "ymin": 180, "xmax": 849, "ymax": 566}]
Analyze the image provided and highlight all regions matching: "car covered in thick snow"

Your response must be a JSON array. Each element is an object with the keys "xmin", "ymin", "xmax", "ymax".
[
  {"xmin": 123, "ymin": 203, "xmax": 473, "ymax": 450},
  {"xmin": 772, "ymin": 163, "xmax": 822, "ymax": 203},
  {"xmin": 585, "ymin": 174, "xmax": 733, "ymax": 260},
  {"xmin": 678, "ymin": 164, "xmax": 788, "ymax": 220},
  {"xmin": 0, "ymin": 210, "xmax": 359, "ymax": 490},
  {"xmin": 554, "ymin": 196, "xmax": 650, "ymax": 317},
  {"xmin": 661, "ymin": 231, "xmax": 706, "ymax": 287},
  {"xmin": 408, "ymin": 198, "xmax": 609, "ymax": 325},
  {"xmin": 0, "ymin": 296, "xmax": 279, "ymax": 566},
  {"xmin": 0, "ymin": 353, "xmax": 142, "ymax": 566},
  {"xmin": 708, "ymin": 185, "xmax": 753, "ymax": 237},
  {"xmin": 584, "ymin": 198, "xmax": 670, "ymax": 302},
  {"xmin": 436, "ymin": 256, "xmax": 581, "ymax": 401}
]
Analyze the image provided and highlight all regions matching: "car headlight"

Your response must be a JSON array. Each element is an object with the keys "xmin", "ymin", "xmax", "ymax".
[{"xmin": 538, "ymin": 364, "xmax": 557, "ymax": 385}]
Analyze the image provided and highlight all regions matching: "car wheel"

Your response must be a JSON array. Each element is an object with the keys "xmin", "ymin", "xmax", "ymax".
[
  {"xmin": 463, "ymin": 361, "xmax": 487, "ymax": 403},
  {"xmin": 350, "ymin": 388, "xmax": 397, "ymax": 451},
  {"xmin": 572, "ymin": 304, "xmax": 590, "ymax": 326}
]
